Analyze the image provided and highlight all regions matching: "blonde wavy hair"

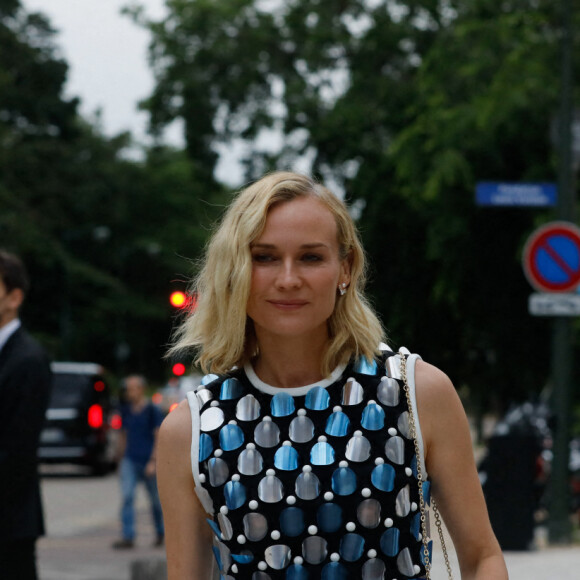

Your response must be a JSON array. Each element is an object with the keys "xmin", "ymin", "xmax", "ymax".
[{"xmin": 170, "ymin": 171, "xmax": 384, "ymax": 376}]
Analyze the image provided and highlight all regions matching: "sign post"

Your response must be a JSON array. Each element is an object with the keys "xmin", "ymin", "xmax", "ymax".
[
  {"xmin": 523, "ymin": 221, "xmax": 579, "ymax": 543},
  {"xmin": 545, "ymin": 0, "xmax": 577, "ymax": 545}
]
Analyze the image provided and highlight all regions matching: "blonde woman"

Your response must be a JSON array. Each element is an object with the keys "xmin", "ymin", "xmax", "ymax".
[{"xmin": 158, "ymin": 172, "xmax": 507, "ymax": 580}]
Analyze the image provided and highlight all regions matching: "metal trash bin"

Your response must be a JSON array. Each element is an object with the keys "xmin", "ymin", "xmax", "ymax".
[
  {"xmin": 481, "ymin": 432, "xmax": 540, "ymax": 550},
  {"xmin": 479, "ymin": 403, "xmax": 546, "ymax": 551}
]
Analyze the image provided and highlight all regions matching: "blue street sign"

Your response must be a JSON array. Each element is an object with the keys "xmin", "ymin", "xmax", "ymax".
[{"xmin": 476, "ymin": 182, "xmax": 557, "ymax": 207}]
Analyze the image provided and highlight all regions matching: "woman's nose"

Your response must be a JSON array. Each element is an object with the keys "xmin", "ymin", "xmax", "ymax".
[{"xmin": 275, "ymin": 259, "xmax": 302, "ymax": 289}]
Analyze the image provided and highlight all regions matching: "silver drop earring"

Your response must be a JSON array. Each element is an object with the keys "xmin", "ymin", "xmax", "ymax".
[{"xmin": 339, "ymin": 283, "xmax": 347, "ymax": 296}]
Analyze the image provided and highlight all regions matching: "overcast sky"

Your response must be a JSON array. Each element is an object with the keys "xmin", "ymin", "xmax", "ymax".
[
  {"xmin": 23, "ymin": 0, "xmax": 179, "ymax": 146},
  {"xmin": 20, "ymin": 1, "xmax": 280, "ymax": 185}
]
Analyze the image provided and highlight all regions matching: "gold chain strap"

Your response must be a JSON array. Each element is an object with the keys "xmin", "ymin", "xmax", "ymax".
[{"xmin": 399, "ymin": 352, "xmax": 453, "ymax": 580}]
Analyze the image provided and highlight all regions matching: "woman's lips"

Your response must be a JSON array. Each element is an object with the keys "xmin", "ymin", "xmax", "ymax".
[{"xmin": 268, "ymin": 300, "xmax": 308, "ymax": 310}]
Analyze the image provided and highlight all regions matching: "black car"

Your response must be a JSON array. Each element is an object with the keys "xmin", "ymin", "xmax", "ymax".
[{"xmin": 38, "ymin": 362, "xmax": 120, "ymax": 475}]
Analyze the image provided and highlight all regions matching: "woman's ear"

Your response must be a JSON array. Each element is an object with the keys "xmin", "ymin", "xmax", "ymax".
[{"xmin": 340, "ymin": 250, "xmax": 353, "ymax": 288}]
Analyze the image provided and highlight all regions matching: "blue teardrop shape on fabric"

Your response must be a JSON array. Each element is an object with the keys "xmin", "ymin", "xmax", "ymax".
[
  {"xmin": 310, "ymin": 441, "xmax": 335, "ymax": 466},
  {"xmin": 340, "ymin": 533, "xmax": 365, "ymax": 562},
  {"xmin": 219, "ymin": 423, "xmax": 244, "ymax": 451},
  {"xmin": 206, "ymin": 518, "xmax": 222, "ymax": 539},
  {"xmin": 199, "ymin": 433, "xmax": 213, "ymax": 461},
  {"xmin": 201, "ymin": 373, "xmax": 219, "ymax": 385},
  {"xmin": 331, "ymin": 466, "xmax": 357, "ymax": 495},
  {"xmin": 371, "ymin": 463, "xmax": 395, "ymax": 492},
  {"xmin": 280, "ymin": 507, "xmax": 306, "ymax": 537},
  {"xmin": 325, "ymin": 411, "xmax": 350, "ymax": 437},
  {"xmin": 271, "ymin": 392, "xmax": 295, "ymax": 417},
  {"xmin": 321, "ymin": 562, "xmax": 348, "ymax": 580},
  {"xmin": 224, "ymin": 480, "xmax": 246, "ymax": 510},
  {"xmin": 380, "ymin": 527, "xmax": 400, "ymax": 557},
  {"xmin": 211, "ymin": 545, "xmax": 222, "ymax": 570},
  {"xmin": 411, "ymin": 513, "xmax": 421, "ymax": 540},
  {"xmin": 353, "ymin": 356, "xmax": 378, "ymax": 375},
  {"xmin": 231, "ymin": 551, "xmax": 254, "ymax": 564},
  {"xmin": 420, "ymin": 540, "xmax": 433, "ymax": 566},
  {"xmin": 317, "ymin": 503, "xmax": 343, "ymax": 533},
  {"xmin": 305, "ymin": 386, "xmax": 330, "ymax": 411},
  {"xmin": 219, "ymin": 377, "xmax": 244, "ymax": 400},
  {"xmin": 423, "ymin": 480, "xmax": 431, "ymax": 505},
  {"xmin": 361, "ymin": 403, "xmax": 385, "ymax": 431},
  {"xmin": 286, "ymin": 564, "xmax": 309, "ymax": 580},
  {"xmin": 208, "ymin": 457, "xmax": 229, "ymax": 487},
  {"xmin": 275, "ymin": 445, "xmax": 299, "ymax": 471}
]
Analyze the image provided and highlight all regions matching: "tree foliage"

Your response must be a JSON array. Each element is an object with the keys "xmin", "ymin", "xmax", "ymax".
[
  {"xmin": 138, "ymin": 0, "xmax": 579, "ymax": 406},
  {"xmin": 0, "ymin": 1, "xmax": 227, "ymax": 380}
]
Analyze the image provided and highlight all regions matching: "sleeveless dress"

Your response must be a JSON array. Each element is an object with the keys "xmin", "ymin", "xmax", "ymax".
[{"xmin": 187, "ymin": 347, "xmax": 431, "ymax": 580}]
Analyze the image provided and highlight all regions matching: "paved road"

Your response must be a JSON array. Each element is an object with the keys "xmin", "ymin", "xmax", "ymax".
[{"xmin": 37, "ymin": 466, "xmax": 579, "ymax": 580}]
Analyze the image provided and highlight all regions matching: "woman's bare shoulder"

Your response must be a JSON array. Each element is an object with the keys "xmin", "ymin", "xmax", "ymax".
[
  {"xmin": 413, "ymin": 358, "xmax": 470, "ymax": 456},
  {"xmin": 414, "ymin": 359, "xmax": 455, "ymax": 398},
  {"xmin": 413, "ymin": 359, "xmax": 465, "ymax": 427},
  {"xmin": 159, "ymin": 399, "xmax": 193, "ymax": 453}
]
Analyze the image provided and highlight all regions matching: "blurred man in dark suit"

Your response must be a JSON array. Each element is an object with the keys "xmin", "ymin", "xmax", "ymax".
[{"xmin": 0, "ymin": 250, "xmax": 52, "ymax": 580}]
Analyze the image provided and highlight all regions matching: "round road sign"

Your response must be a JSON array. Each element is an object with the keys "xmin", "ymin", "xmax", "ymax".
[{"xmin": 523, "ymin": 221, "xmax": 580, "ymax": 292}]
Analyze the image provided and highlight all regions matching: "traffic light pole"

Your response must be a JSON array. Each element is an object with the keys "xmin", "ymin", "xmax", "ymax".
[{"xmin": 548, "ymin": 0, "xmax": 575, "ymax": 544}]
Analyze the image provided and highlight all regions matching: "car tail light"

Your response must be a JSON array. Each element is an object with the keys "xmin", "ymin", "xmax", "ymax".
[
  {"xmin": 110, "ymin": 413, "xmax": 122, "ymax": 430},
  {"xmin": 88, "ymin": 404, "xmax": 104, "ymax": 428},
  {"xmin": 94, "ymin": 380, "xmax": 105, "ymax": 392}
]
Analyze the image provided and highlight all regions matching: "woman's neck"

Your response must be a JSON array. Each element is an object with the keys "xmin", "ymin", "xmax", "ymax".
[{"xmin": 252, "ymin": 333, "xmax": 329, "ymax": 389}]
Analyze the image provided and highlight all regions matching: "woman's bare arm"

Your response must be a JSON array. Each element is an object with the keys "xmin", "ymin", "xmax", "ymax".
[
  {"xmin": 415, "ymin": 360, "xmax": 508, "ymax": 580},
  {"xmin": 157, "ymin": 400, "xmax": 215, "ymax": 580}
]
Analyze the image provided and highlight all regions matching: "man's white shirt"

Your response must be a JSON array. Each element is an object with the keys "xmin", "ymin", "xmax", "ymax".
[{"xmin": 0, "ymin": 318, "xmax": 21, "ymax": 354}]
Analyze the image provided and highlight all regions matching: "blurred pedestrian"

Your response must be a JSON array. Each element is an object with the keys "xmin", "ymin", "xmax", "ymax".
[
  {"xmin": 112, "ymin": 374, "xmax": 165, "ymax": 549},
  {"xmin": 157, "ymin": 172, "xmax": 508, "ymax": 579},
  {"xmin": 0, "ymin": 250, "xmax": 52, "ymax": 580}
]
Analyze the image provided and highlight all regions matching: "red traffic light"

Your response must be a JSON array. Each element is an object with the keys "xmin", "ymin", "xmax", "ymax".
[
  {"xmin": 172, "ymin": 362, "xmax": 186, "ymax": 376},
  {"xmin": 169, "ymin": 291, "xmax": 198, "ymax": 311},
  {"xmin": 169, "ymin": 291, "xmax": 188, "ymax": 308}
]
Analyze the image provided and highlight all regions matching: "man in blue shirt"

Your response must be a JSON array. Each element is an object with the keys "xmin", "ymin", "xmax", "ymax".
[{"xmin": 112, "ymin": 374, "xmax": 164, "ymax": 549}]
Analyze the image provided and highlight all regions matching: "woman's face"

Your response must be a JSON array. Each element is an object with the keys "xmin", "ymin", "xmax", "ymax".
[{"xmin": 247, "ymin": 196, "xmax": 350, "ymax": 345}]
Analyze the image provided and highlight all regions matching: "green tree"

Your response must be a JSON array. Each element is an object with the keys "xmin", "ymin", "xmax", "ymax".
[
  {"xmin": 0, "ymin": 1, "xmax": 226, "ymax": 380},
  {"xmin": 138, "ymin": 0, "xmax": 578, "ymax": 405}
]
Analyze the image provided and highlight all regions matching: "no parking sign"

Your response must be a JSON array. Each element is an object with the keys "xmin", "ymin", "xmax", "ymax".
[{"xmin": 523, "ymin": 221, "xmax": 580, "ymax": 293}]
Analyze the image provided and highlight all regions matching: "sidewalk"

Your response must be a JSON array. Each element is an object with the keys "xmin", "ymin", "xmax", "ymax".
[
  {"xmin": 434, "ymin": 541, "xmax": 579, "ymax": 580},
  {"xmin": 38, "ymin": 506, "xmax": 163, "ymax": 580},
  {"xmin": 503, "ymin": 546, "xmax": 579, "ymax": 579}
]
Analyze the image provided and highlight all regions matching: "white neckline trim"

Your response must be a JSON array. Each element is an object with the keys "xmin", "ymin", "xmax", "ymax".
[
  {"xmin": 405, "ymin": 353, "xmax": 427, "ymax": 477},
  {"xmin": 243, "ymin": 361, "xmax": 348, "ymax": 396}
]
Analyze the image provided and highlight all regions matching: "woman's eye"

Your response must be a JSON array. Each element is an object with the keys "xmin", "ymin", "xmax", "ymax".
[
  {"xmin": 252, "ymin": 253, "xmax": 275, "ymax": 263},
  {"xmin": 302, "ymin": 253, "xmax": 323, "ymax": 262}
]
